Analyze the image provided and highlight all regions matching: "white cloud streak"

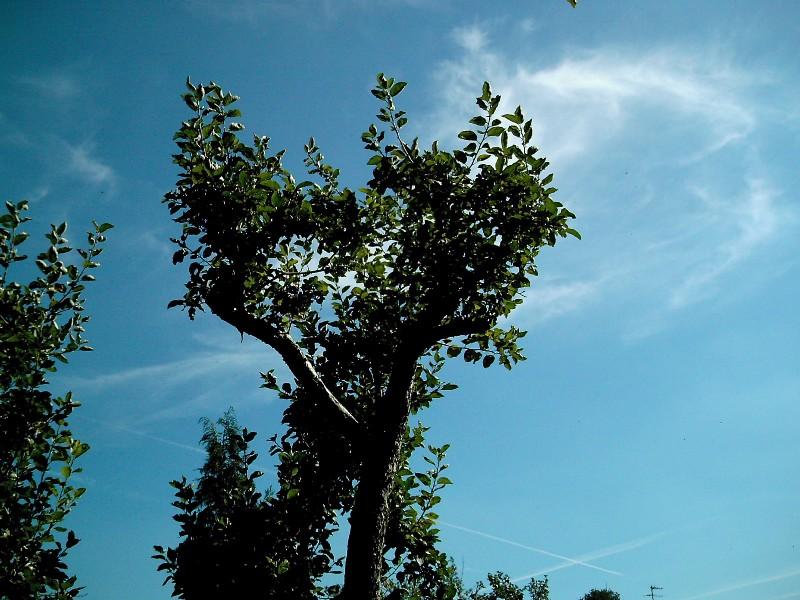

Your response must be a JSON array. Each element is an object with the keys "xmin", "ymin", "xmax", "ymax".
[
  {"xmin": 510, "ymin": 530, "xmax": 667, "ymax": 581},
  {"xmin": 767, "ymin": 592, "xmax": 800, "ymax": 600},
  {"xmin": 18, "ymin": 72, "xmax": 80, "ymax": 99},
  {"xmin": 64, "ymin": 142, "xmax": 115, "ymax": 187},
  {"xmin": 423, "ymin": 27, "xmax": 794, "ymax": 335},
  {"xmin": 185, "ymin": 0, "xmax": 433, "ymax": 24},
  {"xmin": 62, "ymin": 332, "xmax": 283, "ymax": 424},
  {"xmin": 70, "ymin": 347, "xmax": 273, "ymax": 391},
  {"xmin": 515, "ymin": 279, "xmax": 599, "ymax": 327},
  {"xmin": 428, "ymin": 37, "xmax": 756, "ymax": 166},
  {"xmin": 440, "ymin": 521, "xmax": 622, "ymax": 576},
  {"xmin": 452, "ymin": 25, "xmax": 488, "ymax": 54},
  {"xmin": 679, "ymin": 565, "xmax": 800, "ymax": 600},
  {"xmin": 80, "ymin": 416, "xmax": 205, "ymax": 455},
  {"xmin": 669, "ymin": 177, "xmax": 781, "ymax": 309}
]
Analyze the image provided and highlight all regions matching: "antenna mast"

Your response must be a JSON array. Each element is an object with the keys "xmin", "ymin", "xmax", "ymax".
[{"xmin": 644, "ymin": 586, "xmax": 663, "ymax": 600}]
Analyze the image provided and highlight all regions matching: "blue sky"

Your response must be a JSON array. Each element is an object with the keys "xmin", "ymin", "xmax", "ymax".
[{"xmin": 2, "ymin": 1, "xmax": 799, "ymax": 599}]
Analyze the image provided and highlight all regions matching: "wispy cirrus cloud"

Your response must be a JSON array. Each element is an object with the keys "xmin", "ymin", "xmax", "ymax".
[
  {"xmin": 8, "ymin": 69, "xmax": 116, "ymax": 192},
  {"xmin": 424, "ymin": 27, "xmax": 795, "ymax": 336},
  {"xmin": 451, "ymin": 25, "xmax": 488, "ymax": 54},
  {"xmin": 1, "ymin": 118, "xmax": 116, "ymax": 192},
  {"xmin": 17, "ymin": 72, "xmax": 80, "ymax": 99},
  {"xmin": 65, "ymin": 331, "xmax": 284, "ymax": 424},
  {"xmin": 515, "ymin": 278, "xmax": 600, "ymax": 327},
  {"xmin": 184, "ymin": 0, "xmax": 435, "ymax": 25},
  {"xmin": 63, "ymin": 141, "xmax": 116, "ymax": 187},
  {"xmin": 4, "ymin": 136, "xmax": 116, "ymax": 190},
  {"xmin": 428, "ymin": 34, "xmax": 758, "ymax": 166},
  {"xmin": 668, "ymin": 177, "xmax": 782, "ymax": 309},
  {"xmin": 71, "ymin": 351, "xmax": 267, "ymax": 391}
]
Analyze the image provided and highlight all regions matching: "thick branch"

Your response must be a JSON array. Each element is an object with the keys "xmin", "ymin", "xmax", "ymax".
[
  {"xmin": 406, "ymin": 316, "xmax": 492, "ymax": 356},
  {"xmin": 206, "ymin": 297, "xmax": 359, "ymax": 426},
  {"xmin": 426, "ymin": 316, "xmax": 491, "ymax": 345}
]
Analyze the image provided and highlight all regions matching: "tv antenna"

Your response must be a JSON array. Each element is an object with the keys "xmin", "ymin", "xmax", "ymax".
[
  {"xmin": 644, "ymin": 586, "xmax": 663, "ymax": 600},
  {"xmin": 644, "ymin": 585, "xmax": 664, "ymax": 600}
]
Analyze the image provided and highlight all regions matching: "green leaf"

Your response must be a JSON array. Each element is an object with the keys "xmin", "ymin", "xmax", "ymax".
[
  {"xmin": 502, "ymin": 111, "xmax": 524, "ymax": 125},
  {"xmin": 487, "ymin": 126, "xmax": 504, "ymax": 136},
  {"xmin": 389, "ymin": 81, "xmax": 407, "ymax": 96},
  {"xmin": 458, "ymin": 130, "xmax": 478, "ymax": 141}
]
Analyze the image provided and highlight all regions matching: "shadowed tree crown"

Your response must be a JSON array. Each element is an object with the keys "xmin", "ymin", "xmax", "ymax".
[
  {"xmin": 163, "ymin": 74, "xmax": 577, "ymax": 599},
  {"xmin": 580, "ymin": 589, "xmax": 622, "ymax": 600},
  {"xmin": 1, "ymin": 201, "xmax": 110, "ymax": 599}
]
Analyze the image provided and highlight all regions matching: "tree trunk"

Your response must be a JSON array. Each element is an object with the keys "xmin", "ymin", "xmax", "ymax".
[{"xmin": 340, "ymin": 359, "xmax": 415, "ymax": 600}]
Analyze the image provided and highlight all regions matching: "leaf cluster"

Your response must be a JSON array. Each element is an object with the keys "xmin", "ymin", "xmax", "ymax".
[
  {"xmin": 165, "ymin": 75, "xmax": 576, "ymax": 398},
  {"xmin": 580, "ymin": 589, "xmax": 622, "ymax": 600},
  {"xmin": 462, "ymin": 573, "xmax": 549, "ymax": 600},
  {"xmin": 382, "ymin": 426, "xmax": 457, "ymax": 598},
  {"xmin": 0, "ymin": 201, "xmax": 109, "ymax": 599}
]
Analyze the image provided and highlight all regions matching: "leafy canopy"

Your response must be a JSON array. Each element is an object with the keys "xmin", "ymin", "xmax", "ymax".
[
  {"xmin": 163, "ymin": 73, "xmax": 577, "ymax": 597},
  {"xmin": 166, "ymin": 73, "xmax": 577, "ymax": 393},
  {"xmin": 580, "ymin": 589, "xmax": 622, "ymax": 600},
  {"xmin": 153, "ymin": 411, "xmax": 282, "ymax": 598},
  {"xmin": 0, "ymin": 200, "xmax": 110, "ymax": 599}
]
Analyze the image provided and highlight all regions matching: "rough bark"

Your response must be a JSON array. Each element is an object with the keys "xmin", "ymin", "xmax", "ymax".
[{"xmin": 340, "ymin": 356, "xmax": 416, "ymax": 600}]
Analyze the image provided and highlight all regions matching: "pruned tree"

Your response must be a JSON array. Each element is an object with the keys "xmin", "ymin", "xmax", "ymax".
[
  {"xmin": 580, "ymin": 589, "xmax": 621, "ymax": 600},
  {"xmin": 0, "ymin": 200, "xmax": 110, "ymax": 599},
  {"xmin": 464, "ymin": 573, "xmax": 549, "ymax": 600},
  {"xmin": 164, "ymin": 73, "xmax": 577, "ymax": 599},
  {"xmin": 154, "ymin": 410, "xmax": 279, "ymax": 598}
]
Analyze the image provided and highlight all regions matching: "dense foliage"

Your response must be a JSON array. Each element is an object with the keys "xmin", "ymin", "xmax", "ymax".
[
  {"xmin": 580, "ymin": 590, "xmax": 622, "ymax": 600},
  {"xmin": 0, "ymin": 201, "xmax": 110, "ymax": 599},
  {"xmin": 163, "ymin": 73, "xmax": 576, "ymax": 599},
  {"xmin": 153, "ymin": 411, "xmax": 282, "ymax": 598},
  {"xmin": 156, "ymin": 414, "xmax": 461, "ymax": 599},
  {"xmin": 157, "ymin": 411, "xmax": 559, "ymax": 600},
  {"xmin": 463, "ymin": 573, "xmax": 549, "ymax": 600}
]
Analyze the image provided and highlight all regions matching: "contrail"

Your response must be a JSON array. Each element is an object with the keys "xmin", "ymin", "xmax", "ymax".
[
  {"xmin": 79, "ymin": 416, "xmax": 278, "ymax": 476},
  {"xmin": 679, "ymin": 565, "xmax": 800, "ymax": 600},
  {"xmin": 440, "ymin": 521, "xmax": 622, "ymax": 576},
  {"xmin": 510, "ymin": 530, "xmax": 668, "ymax": 582},
  {"xmin": 767, "ymin": 593, "xmax": 800, "ymax": 600},
  {"xmin": 78, "ymin": 415, "xmax": 206, "ymax": 455}
]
